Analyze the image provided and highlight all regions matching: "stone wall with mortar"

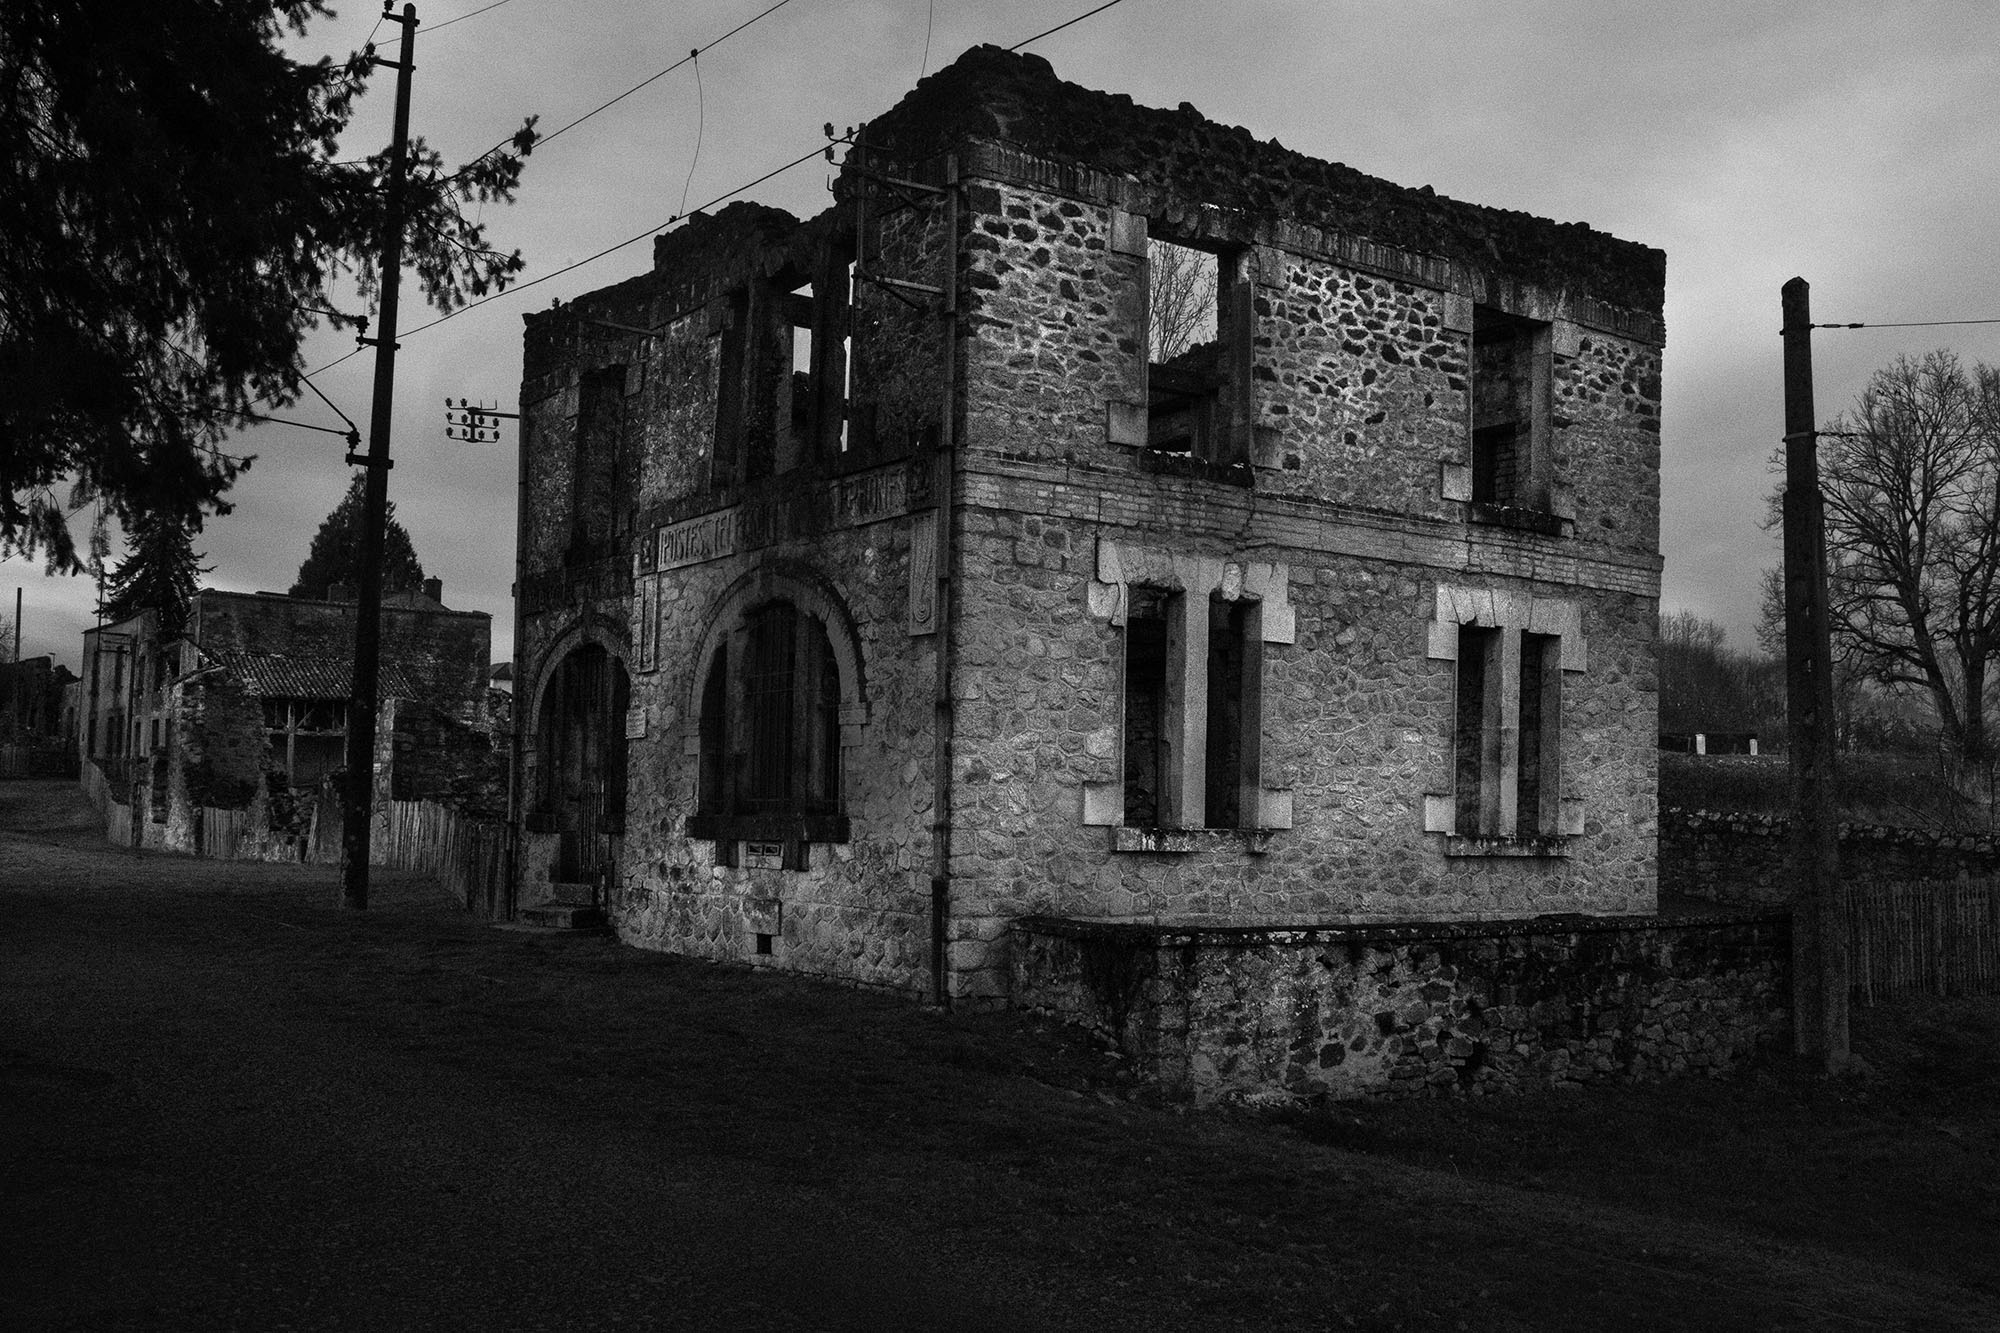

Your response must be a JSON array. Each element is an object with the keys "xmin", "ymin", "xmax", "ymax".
[
  {"xmin": 1660, "ymin": 807, "xmax": 2000, "ymax": 905},
  {"xmin": 616, "ymin": 509, "xmax": 940, "ymax": 991},
  {"xmin": 939, "ymin": 495, "xmax": 1661, "ymax": 1003},
  {"xmin": 1011, "ymin": 911, "xmax": 1789, "ymax": 1102},
  {"xmin": 933, "ymin": 92, "xmax": 1663, "ymax": 999},
  {"xmin": 519, "ymin": 203, "xmax": 950, "ymax": 989}
]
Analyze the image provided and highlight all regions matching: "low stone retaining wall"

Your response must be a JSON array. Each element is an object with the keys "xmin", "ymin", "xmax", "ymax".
[
  {"xmin": 1011, "ymin": 911, "xmax": 1790, "ymax": 1103},
  {"xmin": 1661, "ymin": 807, "xmax": 2000, "ymax": 905}
]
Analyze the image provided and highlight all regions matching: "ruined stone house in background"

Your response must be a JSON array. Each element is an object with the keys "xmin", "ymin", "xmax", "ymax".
[
  {"xmin": 79, "ymin": 584, "xmax": 498, "ymax": 858},
  {"xmin": 512, "ymin": 42, "xmax": 1673, "ymax": 1021},
  {"xmin": 0, "ymin": 653, "xmax": 78, "ymax": 777}
]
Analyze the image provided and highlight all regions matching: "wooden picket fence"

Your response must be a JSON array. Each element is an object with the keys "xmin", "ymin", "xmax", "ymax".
[
  {"xmin": 1847, "ymin": 878, "xmax": 2000, "ymax": 1004},
  {"xmin": 199, "ymin": 806, "xmax": 252, "ymax": 859},
  {"xmin": 378, "ymin": 799, "xmax": 508, "ymax": 916}
]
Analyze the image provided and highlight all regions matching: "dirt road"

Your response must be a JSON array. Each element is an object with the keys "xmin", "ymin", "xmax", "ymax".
[{"xmin": 3, "ymin": 780, "xmax": 1994, "ymax": 1330}]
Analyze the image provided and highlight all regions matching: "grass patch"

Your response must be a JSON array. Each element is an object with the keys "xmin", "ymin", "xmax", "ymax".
[{"xmin": 1661, "ymin": 750, "xmax": 1989, "ymax": 827}]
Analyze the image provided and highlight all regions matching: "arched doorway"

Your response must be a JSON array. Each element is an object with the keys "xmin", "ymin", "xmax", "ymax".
[{"xmin": 534, "ymin": 643, "xmax": 629, "ymax": 888}]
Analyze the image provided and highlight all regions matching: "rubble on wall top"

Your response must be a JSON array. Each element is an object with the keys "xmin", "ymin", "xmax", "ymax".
[
  {"xmin": 862, "ymin": 45, "xmax": 1664, "ymax": 314},
  {"xmin": 648, "ymin": 200, "xmax": 804, "ymax": 282}
]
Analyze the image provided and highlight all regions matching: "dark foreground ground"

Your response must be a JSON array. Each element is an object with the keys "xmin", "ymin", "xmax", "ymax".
[{"xmin": 3, "ymin": 781, "xmax": 1997, "ymax": 1332}]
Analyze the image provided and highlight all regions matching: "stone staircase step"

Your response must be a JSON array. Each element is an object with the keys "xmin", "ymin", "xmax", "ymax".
[{"xmin": 518, "ymin": 902, "xmax": 608, "ymax": 930}]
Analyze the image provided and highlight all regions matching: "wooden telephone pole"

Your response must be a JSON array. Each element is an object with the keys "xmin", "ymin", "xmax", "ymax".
[
  {"xmin": 1780, "ymin": 276, "xmax": 1850, "ymax": 1068},
  {"xmin": 341, "ymin": 4, "xmax": 418, "ymax": 911}
]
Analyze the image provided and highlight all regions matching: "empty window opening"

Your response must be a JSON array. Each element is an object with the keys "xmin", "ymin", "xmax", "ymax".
[
  {"xmin": 1147, "ymin": 238, "xmax": 1218, "ymax": 364},
  {"xmin": 1203, "ymin": 597, "xmax": 1250, "ymax": 829},
  {"xmin": 1146, "ymin": 238, "xmax": 1223, "ymax": 457},
  {"xmin": 571, "ymin": 364, "xmax": 627, "ymax": 550},
  {"xmin": 697, "ymin": 645, "xmax": 729, "ymax": 815},
  {"xmin": 1119, "ymin": 586, "xmax": 1267, "ymax": 832},
  {"xmin": 754, "ymin": 932, "xmax": 775, "ymax": 955},
  {"xmin": 697, "ymin": 601, "xmax": 842, "ymax": 823},
  {"xmin": 776, "ymin": 256, "xmax": 854, "ymax": 466},
  {"xmin": 1454, "ymin": 627, "xmax": 1501, "ymax": 836},
  {"xmin": 836, "ymin": 258, "xmax": 854, "ymax": 452},
  {"xmin": 1470, "ymin": 307, "xmax": 1551, "ymax": 511},
  {"xmin": 1453, "ymin": 625, "xmax": 1562, "ymax": 840},
  {"xmin": 263, "ymin": 697, "xmax": 348, "ymax": 787},
  {"xmin": 1518, "ymin": 632, "xmax": 1561, "ymax": 835},
  {"xmin": 1122, "ymin": 588, "xmax": 1172, "ymax": 827},
  {"xmin": 712, "ymin": 288, "xmax": 751, "ymax": 487}
]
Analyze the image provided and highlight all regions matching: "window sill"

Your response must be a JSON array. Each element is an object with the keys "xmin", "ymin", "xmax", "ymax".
[
  {"xmin": 1136, "ymin": 449, "xmax": 1255, "ymax": 488},
  {"xmin": 1442, "ymin": 834, "xmax": 1572, "ymax": 858},
  {"xmin": 1467, "ymin": 503, "xmax": 1570, "ymax": 538},
  {"xmin": 1112, "ymin": 826, "xmax": 1275, "ymax": 855}
]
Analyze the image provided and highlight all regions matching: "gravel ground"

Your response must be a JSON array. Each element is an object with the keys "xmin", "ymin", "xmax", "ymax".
[{"xmin": 4, "ymin": 779, "xmax": 1996, "ymax": 1332}]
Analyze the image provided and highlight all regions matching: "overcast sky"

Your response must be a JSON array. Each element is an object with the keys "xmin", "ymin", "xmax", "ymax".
[{"xmin": 9, "ymin": 0, "xmax": 1999, "ymax": 672}]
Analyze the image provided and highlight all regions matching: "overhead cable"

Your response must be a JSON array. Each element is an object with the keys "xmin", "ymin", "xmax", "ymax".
[
  {"xmin": 1809, "ymin": 318, "xmax": 2000, "ymax": 331},
  {"xmin": 429, "ymin": 0, "xmax": 517, "ymax": 35},
  {"xmin": 1007, "ymin": 0, "xmax": 1128, "ymax": 52},
  {"xmin": 453, "ymin": 0, "xmax": 797, "ymax": 176}
]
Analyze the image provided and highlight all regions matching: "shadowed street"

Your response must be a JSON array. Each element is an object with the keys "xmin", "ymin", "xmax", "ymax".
[{"xmin": 4, "ymin": 781, "xmax": 1996, "ymax": 1331}]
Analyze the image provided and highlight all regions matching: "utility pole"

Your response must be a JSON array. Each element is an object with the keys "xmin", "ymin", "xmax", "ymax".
[
  {"xmin": 341, "ymin": 4, "xmax": 418, "ymax": 911},
  {"xmin": 1780, "ymin": 276, "xmax": 1849, "ymax": 1070}
]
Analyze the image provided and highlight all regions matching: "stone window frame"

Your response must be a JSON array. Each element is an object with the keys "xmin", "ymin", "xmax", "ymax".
[
  {"xmin": 1103, "ymin": 211, "xmax": 1282, "ymax": 478},
  {"xmin": 1437, "ymin": 291, "xmax": 1582, "ymax": 537},
  {"xmin": 1082, "ymin": 538, "xmax": 1295, "ymax": 852},
  {"xmin": 679, "ymin": 567, "xmax": 869, "ymax": 866},
  {"xmin": 1423, "ymin": 584, "xmax": 1586, "ymax": 856},
  {"xmin": 707, "ymin": 240, "xmax": 859, "ymax": 491}
]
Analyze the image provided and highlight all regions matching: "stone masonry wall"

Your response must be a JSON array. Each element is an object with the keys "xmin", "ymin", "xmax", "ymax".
[
  {"xmin": 617, "ymin": 509, "xmax": 939, "ymax": 992},
  {"xmin": 1012, "ymin": 912, "xmax": 1789, "ymax": 1102},
  {"xmin": 953, "ymin": 175, "xmax": 1663, "ymax": 552},
  {"xmin": 942, "ymin": 505, "xmax": 1659, "ymax": 940},
  {"xmin": 1660, "ymin": 807, "xmax": 2000, "ymax": 905},
  {"xmin": 928, "ymin": 104, "xmax": 1663, "ymax": 1002}
]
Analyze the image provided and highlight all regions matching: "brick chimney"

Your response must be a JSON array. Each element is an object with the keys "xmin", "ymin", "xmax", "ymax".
[{"xmin": 422, "ymin": 576, "xmax": 443, "ymax": 604}]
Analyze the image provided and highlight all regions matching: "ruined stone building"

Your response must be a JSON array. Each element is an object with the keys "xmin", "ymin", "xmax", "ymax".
[
  {"xmin": 80, "ymin": 584, "xmax": 496, "ymax": 855},
  {"xmin": 513, "ymin": 46, "xmax": 1666, "ymax": 1008},
  {"xmin": 0, "ymin": 653, "xmax": 78, "ymax": 776}
]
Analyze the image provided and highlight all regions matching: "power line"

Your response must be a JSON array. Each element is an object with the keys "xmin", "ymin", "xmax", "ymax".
[
  {"xmin": 1008, "ymin": 0, "xmax": 1128, "ymax": 51},
  {"xmin": 454, "ymin": 0, "xmax": 797, "ymax": 177},
  {"xmin": 401, "ymin": 136, "xmax": 849, "ymax": 340},
  {"xmin": 1810, "ymin": 318, "xmax": 2000, "ymax": 332},
  {"xmin": 429, "ymin": 0, "xmax": 517, "ymax": 34},
  {"xmin": 679, "ymin": 50, "xmax": 704, "ymax": 220}
]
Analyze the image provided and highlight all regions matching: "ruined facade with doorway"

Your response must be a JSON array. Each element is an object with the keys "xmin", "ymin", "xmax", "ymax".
[{"xmin": 509, "ymin": 48, "xmax": 1736, "ymax": 1095}]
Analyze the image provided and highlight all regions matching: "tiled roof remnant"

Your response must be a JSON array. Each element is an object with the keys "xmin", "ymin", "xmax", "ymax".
[{"xmin": 214, "ymin": 651, "xmax": 431, "ymax": 702}]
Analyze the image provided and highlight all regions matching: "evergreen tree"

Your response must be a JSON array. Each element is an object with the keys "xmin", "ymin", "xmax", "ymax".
[
  {"xmin": 100, "ymin": 510, "xmax": 209, "ymax": 636},
  {"xmin": 1, "ymin": 1, "xmax": 537, "ymax": 570},
  {"xmin": 290, "ymin": 472, "xmax": 425, "ymax": 599}
]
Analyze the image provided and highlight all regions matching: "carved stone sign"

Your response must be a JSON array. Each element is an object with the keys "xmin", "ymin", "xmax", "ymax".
[{"xmin": 648, "ymin": 463, "xmax": 920, "ymax": 574}]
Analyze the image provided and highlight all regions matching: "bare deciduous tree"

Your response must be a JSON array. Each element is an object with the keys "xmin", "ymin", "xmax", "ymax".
[
  {"xmin": 1147, "ymin": 239, "xmax": 1217, "ymax": 363},
  {"xmin": 1658, "ymin": 610, "xmax": 1782, "ymax": 738},
  {"xmin": 1778, "ymin": 350, "xmax": 2000, "ymax": 771}
]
